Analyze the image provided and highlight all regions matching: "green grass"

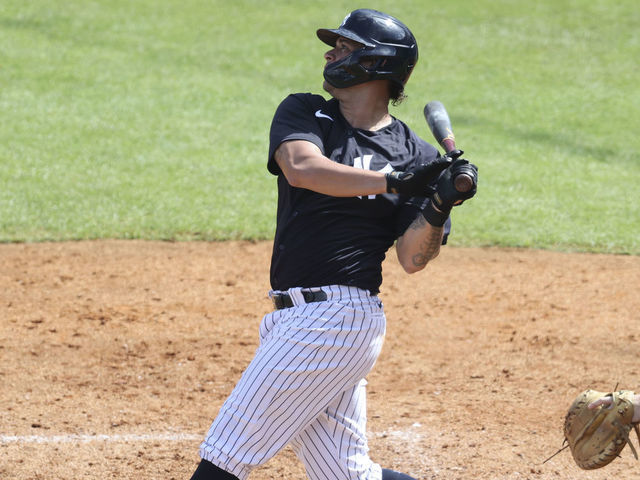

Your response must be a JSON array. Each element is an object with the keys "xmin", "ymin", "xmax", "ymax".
[{"xmin": 1, "ymin": 0, "xmax": 638, "ymax": 253}]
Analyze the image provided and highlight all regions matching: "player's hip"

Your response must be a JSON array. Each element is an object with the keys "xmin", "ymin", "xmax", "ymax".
[{"xmin": 262, "ymin": 285, "xmax": 385, "ymax": 339}]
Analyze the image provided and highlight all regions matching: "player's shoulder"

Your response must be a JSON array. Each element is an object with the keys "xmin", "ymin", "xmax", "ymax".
[
  {"xmin": 391, "ymin": 116, "xmax": 439, "ymax": 158},
  {"xmin": 276, "ymin": 93, "xmax": 339, "ymax": 123},
  {"xmin": 281, "ymin": 92, "xmax": 329, "ymax": 107}
]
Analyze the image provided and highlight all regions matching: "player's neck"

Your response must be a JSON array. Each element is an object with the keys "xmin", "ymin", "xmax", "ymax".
[
  {"xmin": 336, "ymin": 82, "xmax": 392, "ymax": 131},
  {"xmin": 340, "ymin": 100, "xmax": 391, "ymax": 131}
]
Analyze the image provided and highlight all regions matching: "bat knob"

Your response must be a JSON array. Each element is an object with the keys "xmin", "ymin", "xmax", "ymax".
[
  {"xmin": 445, "ymin": 149, "xmax": 464, "ymax": 160},
  {"xmin": 454, "ymin": 174, "xmax": 473, "ymax": 193}
]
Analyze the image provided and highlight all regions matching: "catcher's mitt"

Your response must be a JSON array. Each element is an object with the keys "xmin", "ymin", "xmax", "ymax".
[{"xmin": 564, "ymin": 389, "xmax": 640, "ymax": 469}]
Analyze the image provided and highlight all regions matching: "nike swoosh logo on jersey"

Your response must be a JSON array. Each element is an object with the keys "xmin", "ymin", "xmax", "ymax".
[{"xmin": 315, "ymin": 110, "xmax": 334, "ymax": 121}]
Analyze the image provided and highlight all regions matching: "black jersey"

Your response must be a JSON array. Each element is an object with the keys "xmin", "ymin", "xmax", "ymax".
[{"xmin": 267, "ymin": 93, "xmax": 449, "ymax": 294}]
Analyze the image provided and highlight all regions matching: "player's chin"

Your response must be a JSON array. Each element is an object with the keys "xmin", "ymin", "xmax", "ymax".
[{"xmin": 322, "ymin": 80, "xmax": 336, "ymax": 96}]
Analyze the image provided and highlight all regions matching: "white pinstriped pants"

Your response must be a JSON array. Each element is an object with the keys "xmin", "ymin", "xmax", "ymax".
[{"xmin": 199, "ymin": 285, "xmax": 386, "ymax": 480}]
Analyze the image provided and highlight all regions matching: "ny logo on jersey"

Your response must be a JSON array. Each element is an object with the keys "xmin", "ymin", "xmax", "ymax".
[{"xmin": 353, "ymin": 155, "xmax": 394, "ymax": 199}]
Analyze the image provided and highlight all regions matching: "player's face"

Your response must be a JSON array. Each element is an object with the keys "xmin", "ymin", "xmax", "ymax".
[
  {"xmin": 324, "ymin": 37, "xmax": 362, "ymax": 65},
  {"xmin": 322, "ymin": 37, "xmax": 365, "ymax": 96}
]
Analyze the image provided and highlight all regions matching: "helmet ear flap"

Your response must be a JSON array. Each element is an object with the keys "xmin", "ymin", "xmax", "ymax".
[{"xmin": 357, "ymin": 55, "xmax": 386, "ymax": 71}]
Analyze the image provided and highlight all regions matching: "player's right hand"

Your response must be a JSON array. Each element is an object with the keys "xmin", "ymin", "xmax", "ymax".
[
  {"xmin": 420, "ymin": 158, "xmax": 478, "ymax": 227},
  {"xmin": 385, "ymin": 157, "xmax": 451, "ymax": 196},
  {"xmin": 430, "ymin": 159, "xmax": 478, "ymax": 212}
]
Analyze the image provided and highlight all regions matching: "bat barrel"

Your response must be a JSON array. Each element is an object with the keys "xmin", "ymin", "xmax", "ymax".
[{"xmin": 424, "ymin": 101, "xmax": 456, "ymax": 153}]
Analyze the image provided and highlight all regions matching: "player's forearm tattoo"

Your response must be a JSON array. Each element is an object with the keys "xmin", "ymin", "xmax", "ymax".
[{"xmin": 408, "ymin": 214, "xmax": 443, "ymax": 267}]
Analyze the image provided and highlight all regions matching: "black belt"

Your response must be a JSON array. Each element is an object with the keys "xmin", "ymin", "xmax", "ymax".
[{"xmin": 272, "ymin": 290, "xmax": 328, "ymax": 310}]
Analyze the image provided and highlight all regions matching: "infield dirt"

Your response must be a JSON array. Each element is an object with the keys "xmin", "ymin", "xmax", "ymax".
[{"xmin": 1, "ymin": 240, "xmax": 638, "ymax": 479}]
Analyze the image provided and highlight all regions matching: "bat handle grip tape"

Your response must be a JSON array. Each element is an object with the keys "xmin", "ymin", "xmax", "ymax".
[{"xmin": 442, "ymin": 139, "xmax": 456, "ymax": 153}]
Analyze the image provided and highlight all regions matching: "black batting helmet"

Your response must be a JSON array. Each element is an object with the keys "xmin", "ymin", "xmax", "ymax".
[{"xmin": 317, "ymin": 9, "xmax": 418, "ymax": 89}]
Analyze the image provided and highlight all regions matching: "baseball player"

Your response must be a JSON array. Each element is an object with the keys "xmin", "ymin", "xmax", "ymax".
[{"xmin": 189, "ymin": 9, "xmax": 478, "ymax": 480}]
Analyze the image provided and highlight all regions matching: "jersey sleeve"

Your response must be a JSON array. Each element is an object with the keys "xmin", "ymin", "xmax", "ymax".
[{"xmin": 267, "ymin": 94, "xmax": 326, "ymax": 176}]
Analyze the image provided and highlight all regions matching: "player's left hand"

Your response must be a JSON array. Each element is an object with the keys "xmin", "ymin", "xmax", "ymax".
[{"xmin": 385, "ymin": 157, "xmax": 451, "ymax": 196}]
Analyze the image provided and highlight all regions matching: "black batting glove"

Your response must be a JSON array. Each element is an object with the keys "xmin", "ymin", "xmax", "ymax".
[
  {"xmin": 444, "ymin": 149, "xmax": 464, "ymax": 160},
  {"xmin": 385, "ymin": 157, "xmax": 451, "ymax": 196},
  {"xmin": 422, "ymin": 159, "xmax": 478, "ymax": 226}
]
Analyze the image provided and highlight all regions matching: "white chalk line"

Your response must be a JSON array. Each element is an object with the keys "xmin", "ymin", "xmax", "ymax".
[
  {"xmin": 1, "ymin": 425, "xmax": 424, "ymax": 445},
  {"xmin": 0, "ymin": 432, "xmax": 201, "ymax": 444}
]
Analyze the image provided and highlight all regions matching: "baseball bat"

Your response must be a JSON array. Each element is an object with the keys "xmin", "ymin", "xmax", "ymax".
[{"xmin": 423, "ymin": 100, "xmax": 473, "ymax": 192}]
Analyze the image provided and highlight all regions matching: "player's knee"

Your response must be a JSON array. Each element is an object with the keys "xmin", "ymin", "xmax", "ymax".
[{"xmin": 189, "ymin": 459, "xmax": 240, "ymax": 480}]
